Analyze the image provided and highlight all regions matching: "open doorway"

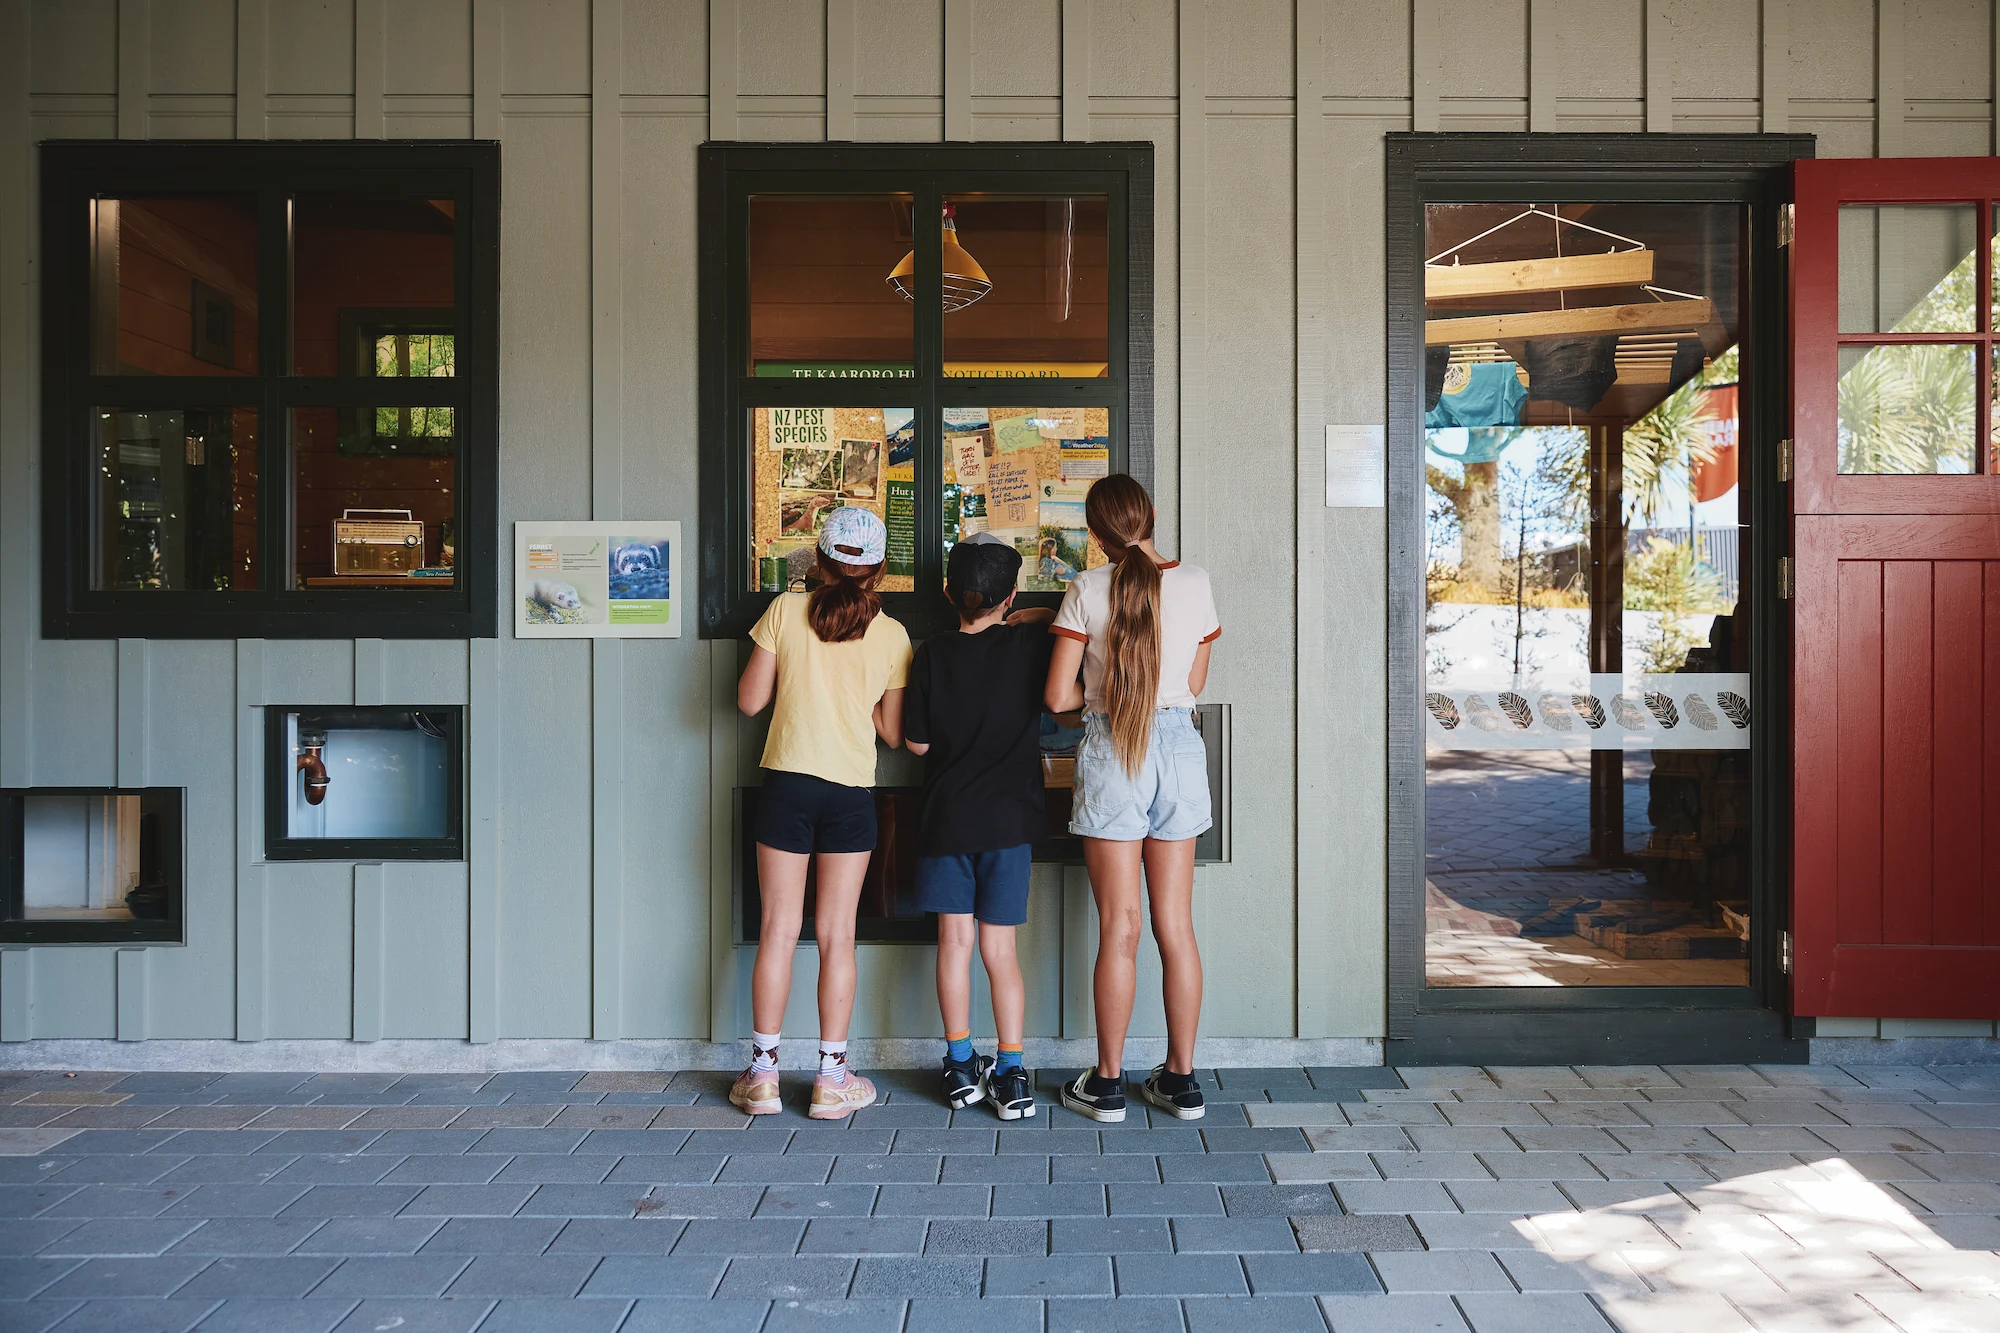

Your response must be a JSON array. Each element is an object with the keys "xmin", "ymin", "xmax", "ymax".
[{"xmin": 1387, "ymin": 135, "xmax": 1811, "ymax": 1065}]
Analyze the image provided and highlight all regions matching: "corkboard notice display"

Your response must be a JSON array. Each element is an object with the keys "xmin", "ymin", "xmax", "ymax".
[{"xmin": 752, "ymin": 406, "xmax": 916, "ymax": 593}]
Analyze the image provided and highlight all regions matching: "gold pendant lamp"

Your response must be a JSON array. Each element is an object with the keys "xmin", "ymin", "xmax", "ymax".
[{"xmin": 888, "ymin": 203, "xmax": 992, "ymax": 312}]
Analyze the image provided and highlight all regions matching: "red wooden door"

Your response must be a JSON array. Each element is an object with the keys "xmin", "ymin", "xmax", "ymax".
[{"xmin": 1792, "ymin": 159, "xmax": 2000, "ymax": 1017}]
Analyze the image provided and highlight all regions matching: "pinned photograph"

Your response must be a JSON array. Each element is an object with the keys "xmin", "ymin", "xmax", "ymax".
[
  {"xmin": 840, "ymin": 438, "xmax": 882, "ymax": 500},
  {"xmin": 780, "ymin": 447, "xmax": 843, "ymax": 493},
  {"xmin": 779, "ymin": 490, "xmax": 843, "ymax": 537}
]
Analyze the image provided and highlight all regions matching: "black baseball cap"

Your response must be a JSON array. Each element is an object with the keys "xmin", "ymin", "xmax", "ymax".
[{"xmin": 946, "ymin": 533, "xmax": 1020, "ymax": 614}]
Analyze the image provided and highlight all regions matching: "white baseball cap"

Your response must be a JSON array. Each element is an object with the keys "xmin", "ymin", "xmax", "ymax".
[{"xmin": 819, "ymin": 506, "xmax": 887, "ymax": 565}]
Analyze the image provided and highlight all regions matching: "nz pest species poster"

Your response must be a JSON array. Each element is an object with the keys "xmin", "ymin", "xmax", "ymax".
[{"xmin": 516, "ymin": 520, "xmax": 682, "ymax": 638}]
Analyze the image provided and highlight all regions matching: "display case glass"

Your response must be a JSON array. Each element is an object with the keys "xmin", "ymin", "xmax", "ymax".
[
  {"xmin": 265, "ymin": 706, "xmax": 463, "ymax": 860},
  {"xmin": 91, "ymin": 407, "xmax": 258, "ymax": 591},
  {"xmin": 698, "ymin": 143, "xmax": 1152, "ymax": 639},
  {"xmin": 1, "ymin": 787, "xmax": 185, "ymax": 944}
]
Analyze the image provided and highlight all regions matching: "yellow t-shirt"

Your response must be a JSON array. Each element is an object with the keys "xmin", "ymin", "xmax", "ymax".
[{"xmin": 750, "ymin": 592, "xmax": 912, "ymax": 790}]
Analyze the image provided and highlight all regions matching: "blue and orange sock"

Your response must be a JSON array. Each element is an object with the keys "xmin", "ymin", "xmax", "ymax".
[
  {"xmin": 995, "ymin": 1043, "xmax": 1024, "ymax": 1074},
  {"xmin": 945, "ymin": 1030, "xmax": 974, "ymax": 1064}
]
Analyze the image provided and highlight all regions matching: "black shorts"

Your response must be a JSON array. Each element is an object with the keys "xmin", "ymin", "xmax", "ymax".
[{"xmin": 754, "ymin": 768, "xmax": 877, "ymax": 855}]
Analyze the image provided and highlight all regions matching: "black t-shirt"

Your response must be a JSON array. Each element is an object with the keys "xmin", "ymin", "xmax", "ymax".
[{"xmin": 902, "ymin": 622, "xmax": 1053, "ymax": 856}]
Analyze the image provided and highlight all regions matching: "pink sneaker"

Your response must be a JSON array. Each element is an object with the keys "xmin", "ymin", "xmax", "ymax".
[
  {"xmin": 729, "ymin": 1067, "xmax": 780, "ymax": 1115},
  {"xmin": 808, "ymin": 1071, "xmax": 877, "ymax": 1120}
]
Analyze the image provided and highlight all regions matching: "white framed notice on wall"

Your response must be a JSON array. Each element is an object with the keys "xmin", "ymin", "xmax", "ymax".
[{"xmin": 514, "ymin": 521, "xmax": 682, "ymax": 638}]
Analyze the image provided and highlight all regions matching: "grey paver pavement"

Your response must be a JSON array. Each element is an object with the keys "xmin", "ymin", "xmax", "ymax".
[{"xmin": 1, "ymin": 1062, "xmax": 1999, "ymax": 1328}]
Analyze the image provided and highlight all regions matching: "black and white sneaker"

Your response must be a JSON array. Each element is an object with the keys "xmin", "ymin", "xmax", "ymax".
[
  {"xmin": 981, "ymin": 1064, "xmax": 1036, "ymax": 1120},
  {"xmin": 943, "ymin": 1055, "xmax": 988, "ymax": 1110},
  {"xmin": 1059, "ymin": 1070, "xmax": 1127, "ymax": 1122},
  {"xmin": 1141, "ymin": 1065, "xmax": 1205, "ymax": 1120}
]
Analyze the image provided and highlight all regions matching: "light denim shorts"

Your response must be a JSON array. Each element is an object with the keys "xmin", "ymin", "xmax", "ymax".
[{"xmin": 1069, "ymin": 708, "xmax": 1213, "ymax": 842}]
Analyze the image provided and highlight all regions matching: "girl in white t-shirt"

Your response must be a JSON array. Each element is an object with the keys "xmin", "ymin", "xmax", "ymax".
[{"xmin": 1043, "ymin": 474, "xmax": 1220, "ymax": 1123}]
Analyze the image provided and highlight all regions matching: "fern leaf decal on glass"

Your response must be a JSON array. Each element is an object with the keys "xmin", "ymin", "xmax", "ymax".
[
  {"xmin": 1570, "ymin": 693, "xmax": 1607, "ymax": 729},
  {"xmin": 1464, "ymin": 694, "xmax": 1502, "ymax": 731},
  {"xmin": 1425, "ymin": 692, "xmax": 1461, "ymax": 730},
  {"xmin": 1643, "ymin": 691, "xmax": 1680, "ymax": 728},
  {"xmin": 1537, "ymin": 694, "xmax": 1574, "ymax": 731},
  {"xmin": 1498, "ymin": 692, "xmax": 1534, "ymax": 729},
  {"xmin": 1610, "ymin": 694, "xmax": 1649, "ymax": 730},
  {"xmin": 1716, "ymin": 691, "xmax": 1751, "ymax": 729},
  {"xmin": 1683, "ymin": 694, "xmax": 1719, "ymax": 731}
]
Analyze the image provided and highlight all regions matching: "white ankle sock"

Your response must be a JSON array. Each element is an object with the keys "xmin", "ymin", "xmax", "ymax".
[
  {"xmin": 750, "ymin": 1030, "xmax": 780, "ymax": 1076},
  {"xmin": 818, "ymin": 1041, "xmax": 849, "ymax": 1086}
]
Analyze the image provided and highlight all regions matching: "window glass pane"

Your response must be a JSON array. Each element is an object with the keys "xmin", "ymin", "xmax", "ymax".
[
  {"xmin": 90, "ymin": 196, "xmax": 259, "ymax": 375},
  {"xmin": 15, "ymin": 793, "xmax": 165, "ymax": 923},
  {"xmin": 941, "ymin": 407, "xmax": 1109, "ymax": 590},
  {"xmin": 1836, "ymin": 343, "xmax": 1977, "ymax": 474},
  {"xmin": 92, "ymin": 408, "xmax": 258, "ymax": 591},
  {"xmin": 750, "ymin": 407, "xmax": 914, "ymax": 593},
  {"xmin": 750, "ymin": 195, "xmax": 915, "ymax": 378},
  {"xmin": 1838, "ymin": 204, "xmax": 1976, "ymax": 334},
  {"xmin": 1420, "ymin": 201, "xmax": 1750, "ymax": 989},
  {"xmin": 276, "ymin": 709, "xmax": 453, "ymax": 841},
  {"xmin": 941, "ymin": 197, "xmax": 1109, "ymax": 377},
  {"xmin": 293, "ymin": 195, "xmax": 457, "ymax": 376},
  {"xmin": 290, "ymin": 406, "xmax": 456, "ymax": 588}
]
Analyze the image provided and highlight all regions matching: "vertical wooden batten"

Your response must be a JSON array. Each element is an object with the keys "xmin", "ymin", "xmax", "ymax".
[
  {"xmin": 590, "ymin": 0, "xmax": 627, "ymax": 1043},
  {"xmin": 707, "ymin": 644, "xmax": 739, "ymax": 1043},
  {"xmin": 352, "ymin": 864, "xmax": 386, "ymax": 1040},
  {"xmin": 1644, "ymin": 0, "xmax": 1671, "ymax": 132},
  {"xmin": 1062, "ymin": 0, "xmax": 1090, "ymax": 143},
  {"xmin": 473, "ymin": 0, "xmax": 502, "ymax": 140},
  {"xmin": 117, "ymin": 0, "xmax": 149, "ymax": 140},
  {"xmin": 709, "ymin": 0, "xmax": 739, "ymax": 141},
  {"xmin": 826, "ymin": 0, "xmax": 855, "ymax": 141},
  {"xmin": 0, "ymin": 951, "xmax": 30, "ymax": 1042},
  {"xmin": 945, "ymin": 0, "xmax": 972, "ymax": 141},
  {"xmin": 1876, "ymin": 0, "xmax": 1904, "ymax": 157},
  {"xmin": 116, "ymin": 949, "xmax": 148, "ymax": 1040},
  {"xmin": 354, "ymin": 0, "xmax": 386, "ymax": 140},
  {"xmin": 117, "ymin": 640, "xmax": 148, "ymax": 788},
  {"xmin": 1761, "ymin": 0, "xmax": 1788, "ymax": 134},
  {"xmin": 1528, "ymin": 0, "xmax": 1555, "ymax": 132},
  {"xmin": 1293, "ymin": 0, "xmax": 1331, "ymax": 1038},
  {"xmin": 467, "ymin": 639, "xmax": 500, "ymax": 1042},
  {"xmin": 236, "ymin": 0, "xmax": 268, "ymax": 139},
  {"xmin": 234, "ymin": 641, "xmax": 267, "ymax": 1041},
  {"xmin": 1410, "ymin": 0, "xmax": 1440, "ymax": 133},
  {"xmin": 1178, "ymin": 0, "xmax": 1207, "ymax": 564}
]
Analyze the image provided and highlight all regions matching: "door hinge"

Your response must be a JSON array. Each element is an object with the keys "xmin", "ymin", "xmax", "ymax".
[
  {"xmin": 1778, "ymin": 556, "xmax": 1795, "ymax": 599},
  {"xmin": 1780, "ymin": 930, "xmax": 1793, "ymax": 975},
  {"xmin": 1778, "ymin": 202, "xmax": 1795, "ymax": 247},
  {"xmin": 1777, "ymin": 438, "xmax": 1793, "ymax": 482}
]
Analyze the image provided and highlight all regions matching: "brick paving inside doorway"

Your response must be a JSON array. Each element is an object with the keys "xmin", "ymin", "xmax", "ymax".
[{"xmin": 3, "ymin": 1062, "xmax": 1999, "ymax": 1331}]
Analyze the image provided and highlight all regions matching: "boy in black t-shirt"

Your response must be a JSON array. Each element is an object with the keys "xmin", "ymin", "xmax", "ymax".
[{"xmin": 902, "ymin": 534, "xmax": 1054, "ymax": 1119}]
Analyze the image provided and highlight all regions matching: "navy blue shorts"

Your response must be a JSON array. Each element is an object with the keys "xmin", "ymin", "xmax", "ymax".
[
  {"xmin": 916, "ymin": 844, "xmax": 1033, "ymax": 926},
  {"xmin": 755, "ymin": 769, "xmax": 876, "ymax": 855}
]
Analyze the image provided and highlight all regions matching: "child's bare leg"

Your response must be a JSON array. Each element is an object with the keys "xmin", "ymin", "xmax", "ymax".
[
  {"xmin": 1084, "ymin": 836, "xmax": 1146, "ymax": 1078},
  {"xmin": 978, "ymin": 924, "xmax": 1024, "ymax": 1050},
  {"xmin": 1143, "ymin": 836, "xmax": 1202, "ymax": 1076},
  {"xmin": 935, "ymin": 913, "xmax": 977, "ymax": 1039},
  {"xmin": 750, "ymin": 845, "xmax": 809, "ymax": 1033}
]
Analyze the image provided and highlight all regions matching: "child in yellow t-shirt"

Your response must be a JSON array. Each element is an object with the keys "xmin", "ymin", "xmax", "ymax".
[{"xmin": 732, "ymin": 508, "xmax": 911, "ymax": 1120}]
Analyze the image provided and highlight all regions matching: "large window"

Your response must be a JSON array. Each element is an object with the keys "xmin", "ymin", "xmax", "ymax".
[
  {"xmin": 698, "ymin": 144, "xmax": 1153, "ymax": 636},
  {"xmin": 41, "ymin": 143, "xmax": 499, "ymax": 639}
]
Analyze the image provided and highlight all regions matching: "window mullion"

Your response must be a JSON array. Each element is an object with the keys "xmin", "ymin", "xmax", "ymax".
[
  {"xmin": 258, "ymin": 188, "xmax": 292, "ymax": 597},
  {"xmin": 914, "ymin": 180, "xmax": 945, "ymax": 601}
]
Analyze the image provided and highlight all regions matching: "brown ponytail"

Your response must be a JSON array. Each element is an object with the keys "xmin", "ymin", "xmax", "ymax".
[
  {"xmin": 806, "ymin": 550, "xmax": 885, "ymax": 643},
  {"xmin": 1085, "ymin": 474, "xmax": 1161, "ymax": 777}
]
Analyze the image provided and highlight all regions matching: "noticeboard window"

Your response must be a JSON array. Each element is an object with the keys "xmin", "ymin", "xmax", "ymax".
[
  {"xmin": 699, "ymin": 143, "xmax": 1154, "ymax": 640},
  {"xmin": 41, "ymin": 142, "xmax": 498, "ymax": 639}
]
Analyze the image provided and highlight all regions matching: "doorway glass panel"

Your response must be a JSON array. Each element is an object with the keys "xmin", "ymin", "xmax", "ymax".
[{"xmin": 1422, "ymin": 203, "xmax": 1752, "ymax": 988}]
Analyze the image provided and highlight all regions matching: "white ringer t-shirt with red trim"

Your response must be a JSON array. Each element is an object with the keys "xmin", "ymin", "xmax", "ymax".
[{"xmin": 1050, "ymin": 559, "xmax": 1222, "ymax": 713}]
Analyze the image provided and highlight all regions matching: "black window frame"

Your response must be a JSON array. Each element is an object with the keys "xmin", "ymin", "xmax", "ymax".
[
  {"xmin": 263, "ymin": 705, "xmax": 466, "ymax": 862},
  {"xmin": 0, "ymin": 786, "xmax": 186, "ymax": 946},
  {"xmin": 39, "ymin": 141, "xmax": 500, "ymax": 640},
  {"xmin": 697, "ymin": 142, "xmax": 1155, "ymax": 640}
]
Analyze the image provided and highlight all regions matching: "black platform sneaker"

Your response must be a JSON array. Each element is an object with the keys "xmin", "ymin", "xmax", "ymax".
[
  {"xmin": 982, "ymin": 1064, "xmax": 1036, "ymax": 1121},
  {"xmin": 942, "ymin": 1054, "xmax": 988, "ymax": 1110},
  {"xmin": 1141, "ymin": 1065, "xmax": 1205, "ymax": 1119},
  {"xmin": 1059, "ymin": 1070, "xmax": 1126, "ymax": 1122}
]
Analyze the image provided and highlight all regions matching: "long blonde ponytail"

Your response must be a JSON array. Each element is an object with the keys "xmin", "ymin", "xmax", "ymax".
[{"xmin": 1086, "ymin": 475, "xmax": 1161, "ymax": 777}]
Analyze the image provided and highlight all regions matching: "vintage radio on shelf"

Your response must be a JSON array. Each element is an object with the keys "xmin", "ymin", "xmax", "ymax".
[{"xmin": 333, "ymin": 509, "xmax": 424, "ymax": 576}]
